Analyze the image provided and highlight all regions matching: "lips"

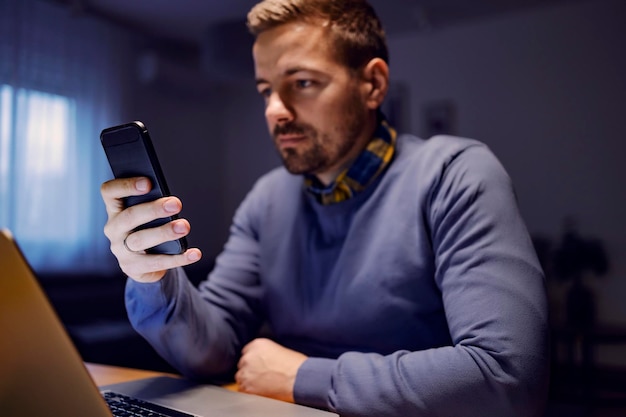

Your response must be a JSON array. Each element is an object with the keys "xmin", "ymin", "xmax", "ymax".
[{"xmin": 276, "ymin": 134, "xmax": 306, "ymax": 148}]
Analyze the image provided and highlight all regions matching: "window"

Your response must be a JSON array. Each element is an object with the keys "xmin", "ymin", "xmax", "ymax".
[
  {"xmin": 0, "ymin": 86, "xmax": 10, "ymax": 202},
  {"xmin": 0, "ymin": 83, "xmax": 116, "ymax": 271},
  {"xmin": 1, "ymin": 85, "xmax": 75, "ymax": 241},
  {"xmin": 0, "ymin": 0, "xmax": 133, "ymax": 273}
]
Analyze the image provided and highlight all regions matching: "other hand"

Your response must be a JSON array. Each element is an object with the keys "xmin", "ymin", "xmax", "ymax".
[
  {"xmin": 100, "ymin": 177, "xmax": 202, "ymax": 282},
  {"xmin": 236, "ymin": 338, "xmax": 307, "ymax": 403}
]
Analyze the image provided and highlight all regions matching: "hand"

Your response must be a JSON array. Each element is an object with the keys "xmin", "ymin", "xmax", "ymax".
[
  {"xmin": 100, "ymin": 177, "xmax": 202, "ymax": 282},
  {"xmin": 236, "ymin": 338, "xmax": 307, "ymax": 403}
]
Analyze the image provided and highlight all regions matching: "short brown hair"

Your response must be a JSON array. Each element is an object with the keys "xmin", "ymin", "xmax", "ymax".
[{"xmin": 247, "ymin": 0, "xmax": 389, "ymax": 71}]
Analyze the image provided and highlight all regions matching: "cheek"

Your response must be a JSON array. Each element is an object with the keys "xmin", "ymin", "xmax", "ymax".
[
  {"xmin": 310, "ymin": 100, "xmax": 343, "ymax": 131},
  {"xmin": 264, "ymin": 113, "xmax": 276, "ymax": 134}
]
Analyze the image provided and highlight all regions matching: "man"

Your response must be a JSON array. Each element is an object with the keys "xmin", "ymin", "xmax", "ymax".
[{"xmin": 100, "ymin": 0, "xmax": 550, "ymax": 415}]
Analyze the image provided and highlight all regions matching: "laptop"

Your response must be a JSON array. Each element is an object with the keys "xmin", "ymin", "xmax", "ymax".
[{"xmin": 0, "ymin": 229, "xmax": 337, "ymax": 417}]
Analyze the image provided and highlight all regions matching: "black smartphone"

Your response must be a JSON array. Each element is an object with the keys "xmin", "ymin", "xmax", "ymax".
[{"xmin": 100, "ymin": 121, "xmax": 188, "ymax": 255}]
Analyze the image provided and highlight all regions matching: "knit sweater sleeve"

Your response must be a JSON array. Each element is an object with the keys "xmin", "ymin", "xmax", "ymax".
[
  {"xmin": 124, "ymin": 183, "xmax": 266, "ymax": 381},
  {"xmin": 293, "ymin": 144, "xmax": 550, "ymax": 417}
]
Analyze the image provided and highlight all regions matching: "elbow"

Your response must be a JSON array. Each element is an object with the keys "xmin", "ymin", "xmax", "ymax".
[{"xmin": 485, "ymin": 352, "xmax": 551, "ymax": 417}]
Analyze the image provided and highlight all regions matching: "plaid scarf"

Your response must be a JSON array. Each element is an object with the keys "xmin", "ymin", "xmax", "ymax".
[{"xmin": 305, "ymin": 115, "xmax": 397, "ymax": 205}]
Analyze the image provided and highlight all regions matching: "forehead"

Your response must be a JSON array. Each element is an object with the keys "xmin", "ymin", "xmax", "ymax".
[{"xmin": 253, "ymin": 21, "xmax": 342, "ymax": 80}]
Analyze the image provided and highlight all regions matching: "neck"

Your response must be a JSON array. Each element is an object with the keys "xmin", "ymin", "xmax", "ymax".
[{"xmin": 315, "ymin": 112, "xmax": 378, "ymax": 186}]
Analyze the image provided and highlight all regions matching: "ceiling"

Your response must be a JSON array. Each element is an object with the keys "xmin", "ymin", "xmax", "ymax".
[{"xmin": 54, "ymin": 0, "xmax": 588, "ymax": 46}]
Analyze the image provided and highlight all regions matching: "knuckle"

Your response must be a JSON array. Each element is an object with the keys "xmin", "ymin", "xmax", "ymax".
[
  {"xmin": 101, "ymin": 178, "xmax": 127, "ymax": 198},
  {"xmin": 103, "ymin": 223, "xmax": 113, "ymax": 239},
  {"xmin": 109, "ymin": 241, "xmax": 117, "ymax": 256},
  {"xmin": 100, "ymin": 178, "xmax": 118, "ymax": 195},
  {"xmin": 100, "ymin": 181, "xmax": 109, "ymax": 196},
  {"xmin": 119, "ymin": 205, "xmax": 137, "ymax": 226}
]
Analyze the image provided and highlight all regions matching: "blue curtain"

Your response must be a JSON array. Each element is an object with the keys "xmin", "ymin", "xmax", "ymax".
[{"xmin": 0, "ymin": 0, "xmax": 133, "ymax": 272}]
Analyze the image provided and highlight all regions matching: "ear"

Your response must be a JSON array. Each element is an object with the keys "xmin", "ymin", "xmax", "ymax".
[{"xmin": 360, "ymin": 58, "xmax": 389, "ymax": 110}]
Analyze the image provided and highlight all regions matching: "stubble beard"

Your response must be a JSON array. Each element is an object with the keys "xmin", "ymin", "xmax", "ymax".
[
  {"xmin": 276, "ymin": 123, "xmax": 328, "ymax": 175},
  {"xmin": 273, "ymin": 92, "xmax": 366, "ymax": 177}
]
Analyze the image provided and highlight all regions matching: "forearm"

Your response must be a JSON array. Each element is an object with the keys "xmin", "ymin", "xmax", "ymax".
[
  {"xmin": 295, "ymin": 345, "xmax": 548, "ymax": 417},
  {"xmin": 125, "ymin": 267, "xmax": 242, "ymax": 379},
  {"xmin": 125, "ymin": 183, "xmax": 268, "ymax": 380}
]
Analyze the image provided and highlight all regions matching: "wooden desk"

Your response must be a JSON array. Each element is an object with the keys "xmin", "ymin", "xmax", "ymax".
[
  {"xmin": 86, "ymin": 362, "xmax": 237, "ymax": 391},
  {"xmin": 86, "ymin": 362, "xmax": 176, "ymax": 386}
]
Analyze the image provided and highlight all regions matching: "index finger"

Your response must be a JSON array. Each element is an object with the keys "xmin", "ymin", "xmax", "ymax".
[{"xmin": 100, "ymin": 177, "xmax": 151, "ymax": 216}]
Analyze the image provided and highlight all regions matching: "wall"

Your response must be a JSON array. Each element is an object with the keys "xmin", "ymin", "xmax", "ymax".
[
  {"xmin": 129, "ymin": 80, "xmax": 228, "ymax": 275},
  {"xmin": 387, "ymin": 0, "xmax": 626, "ymax": 364}
]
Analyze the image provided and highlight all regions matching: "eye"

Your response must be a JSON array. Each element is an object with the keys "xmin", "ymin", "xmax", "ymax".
[
  {"xmin": 295, "ymin": 79, "xmax": 314, "ymax": 89},
  {"xmin": 257, "ymin": 86, "xmax": 271, "ymax": 99}
]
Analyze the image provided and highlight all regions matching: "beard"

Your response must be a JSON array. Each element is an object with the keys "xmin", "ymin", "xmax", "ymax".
[
  {"xmin": 273, "ymin": 91, "xmax": 366, "ymax": 176},
  {"xmin": 273, "ymin": 122, "xmax": 330, "ymax": 175}
]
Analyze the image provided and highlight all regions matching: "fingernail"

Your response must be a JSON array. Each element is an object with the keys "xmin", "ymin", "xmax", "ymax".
[
  {"xmin": 187, "ymin": 251, "xmax": 200, "ymax": 261},
  {"xmin": 136, "ymin": 178, "xmax": 149, "ymax": 192},
  {"xmin": 173, "ymin": 221, "xmax": 186, "ymax": 234},
  {"xmin": 164, "ymin": 199, "xmax": 179, "ymax": 213}
]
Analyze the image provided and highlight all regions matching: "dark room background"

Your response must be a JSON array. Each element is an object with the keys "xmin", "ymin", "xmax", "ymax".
[{"xmin": 1, "ymin": 0, "xmax": 625, "ymax": 413}]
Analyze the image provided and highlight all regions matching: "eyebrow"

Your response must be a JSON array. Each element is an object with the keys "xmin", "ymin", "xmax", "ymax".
[
  {"xmin": 255, "ymin": 66, "xmax": 320, "ymax": 85},
  {"xmin": 285, "ymin": 66, "xmax": 311, "ymax": 76}
]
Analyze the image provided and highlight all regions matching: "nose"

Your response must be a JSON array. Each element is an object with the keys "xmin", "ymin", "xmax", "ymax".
[{"xmin": 265, "ymin": 92, "xmax": 294, "ymax": 126}]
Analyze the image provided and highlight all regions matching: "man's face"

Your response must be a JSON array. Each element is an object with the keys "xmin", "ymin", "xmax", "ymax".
[{"xmin": 253, "ymin": 22, "xmax": 369, "ymax": 180}]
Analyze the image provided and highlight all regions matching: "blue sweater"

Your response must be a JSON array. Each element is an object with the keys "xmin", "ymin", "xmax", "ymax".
[{"xmin": 126, "ymin": 134, "xmax": 549, "ymax": 416}]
